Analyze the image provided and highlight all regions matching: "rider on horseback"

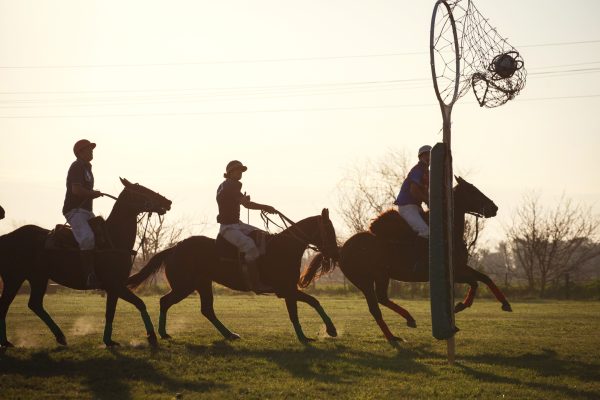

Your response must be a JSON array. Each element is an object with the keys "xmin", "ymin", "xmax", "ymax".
[
  {"xmin": 394, "ymin": 145, "xmax": 431, "ymax": 238},
  {"xmin": 62, "ymin": 139, "xmax": 103, "ymax": 288},
  {"xmin": 394, "ymin": 145, "xmax": 431, "ymax": 269},
  {"xmin": 216, "ymin": 160, "xmax": 277, "ymax": 293}
]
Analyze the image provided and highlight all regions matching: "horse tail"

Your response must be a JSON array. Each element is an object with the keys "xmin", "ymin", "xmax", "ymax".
[
  {"xmin": 298, "ymin": 251, "xmax": 338, "ymax": 289},
  {"xmin": 127, "ymin": 247, "xmax": 174, "ymax": 289}
]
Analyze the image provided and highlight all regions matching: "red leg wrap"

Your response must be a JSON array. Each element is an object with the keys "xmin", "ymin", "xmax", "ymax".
[
  {"xmin": 383, "ymin": 300, "xmax": 414, "ymax": 321},
  {"xmin": 376, "ymin": 318, "xmax": 394, "ymax": 340}
]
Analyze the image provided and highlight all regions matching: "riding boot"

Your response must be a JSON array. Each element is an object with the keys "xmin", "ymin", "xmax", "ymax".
[
  {"xmin": 80, "ymin": 250, "xmax": 100, "ymax": 289},
  {"xmin": 244, "ymin": 260, "xmax": 271, "ymax": 294}
]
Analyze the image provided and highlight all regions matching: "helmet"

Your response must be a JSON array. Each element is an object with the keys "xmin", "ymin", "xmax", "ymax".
[
  {"xmin": 73, "ymin": 139, "xmax": 96, "ymax": 156},
  {"xmin": 225, "ymin": 160, "xmax": 248, "ymax": 174},
  {"xmin": 418, "ymin": 145, "xmax": 432, "ymax": 157}
]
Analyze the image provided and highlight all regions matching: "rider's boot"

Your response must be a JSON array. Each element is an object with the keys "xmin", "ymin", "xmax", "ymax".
[
  {"xmin": 80, "ymin": 250, "xmax": 100, "ymax": 289},
  {"xmin": 244, "ymin": 259, "xmax": 271, "ymax": 294}
]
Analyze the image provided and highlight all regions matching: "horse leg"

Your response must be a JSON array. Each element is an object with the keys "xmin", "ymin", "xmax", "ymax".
[
  {"xmin": 0, "ymin": 278, "xmax": 24, "ymax": 347},
  {"xmin": 295, "ymin": 290, "xmax": 337, "ymax": 337},
  {"xmin": 103, "ymin": 291, "xmax": 120, "ymax": 347},
  {"xmin": 158, "ymin": 288, "xmax": 192, "ymax": 339},
  {"xmin": 284, "ymin": 295, "xmax": 313, "ymax": 343},
  {"xmin": 28, "ymin": 278, "xmax": 67, "ymax": 346},
  {"xmin": 454, "ymin": 281, "xmax": 478, "ymax": 313},
  {"xmin": 466, "ymin": 267, "xmax": 512, "ymax": 312},
  {"xmin": 117, "ymin": 287, "xmax": 158, "ymax": 347},
  {"xmin": 362, "ymin": 284, "xmax": 403, "ymax": 343},
  {"xmin": 375, "ymin": 276, "xmax": 417, "ymax": 328},
  {"xmin": 197, "ymin": 280, "xmax": 240, "ymax": 340}
]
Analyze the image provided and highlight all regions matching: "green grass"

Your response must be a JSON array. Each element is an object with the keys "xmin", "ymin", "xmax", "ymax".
[{"xmin": 1, "ymin": 292, "xmax": 599, "ymax": 399}]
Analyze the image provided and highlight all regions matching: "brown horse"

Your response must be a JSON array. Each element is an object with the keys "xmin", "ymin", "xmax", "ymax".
[
  {"xmin": 300, "ymin": 177, "xmax": 512, "ymax": 342},
  {"xmin": 0, "ymin": 178, "xmax": 172, "ymax": 348},
  {"xmin": 127, "ymin": 208, "xmax": 339, "ymax": 343}
]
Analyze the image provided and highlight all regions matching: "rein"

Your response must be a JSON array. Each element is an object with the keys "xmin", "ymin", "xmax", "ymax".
[
  {"xmin": 466, "ymin": 211, "xmax": 481, "ymax": 252},
  {"xmin": 260, "ymin": 211, "xmax": 320, "ymax": 252}
]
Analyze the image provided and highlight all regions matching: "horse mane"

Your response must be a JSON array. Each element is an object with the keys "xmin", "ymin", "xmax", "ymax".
[{"xmin": 368, "ymin": 209, "xmax": 405, "ymax": 239}]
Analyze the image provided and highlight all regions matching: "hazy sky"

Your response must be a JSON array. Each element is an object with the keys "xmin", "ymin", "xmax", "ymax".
[{"xmin": 1, "ymin": 0, "xmax": 599, "ymax": 248}]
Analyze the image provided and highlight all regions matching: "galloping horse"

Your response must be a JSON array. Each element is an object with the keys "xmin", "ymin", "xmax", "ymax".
[
  {"xmin": 128, "ymin": 208, "xmax": 339, "ymax": 343},
  {"xmin": 0, "ymin": 178, "xmax": 172, "ymax": 348},
  {"xmin": 300, "ymin": 177, "xmax": 512, "ymax": 342}
]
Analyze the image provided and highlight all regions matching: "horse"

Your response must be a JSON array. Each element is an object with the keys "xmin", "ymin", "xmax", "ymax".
[
  {"xmin": 0, "ymin": 178, "xmax": 172, "ymax": 348},
  {"xmin": 127, "ymin": 208, "xmax": 340, "ymax": 343},
  {"xmin": 299, "ymin": 177, "xmax": 512, "ymax": 342}
]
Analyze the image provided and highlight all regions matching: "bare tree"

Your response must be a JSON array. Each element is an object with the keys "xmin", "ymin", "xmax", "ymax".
[
  {"xmin": 506, "ymin": 194, "xmax": 600, "ymax": 296},
  {"xmin": 337, "ymin": 149, "xmax": 411, "ymax": 235}
]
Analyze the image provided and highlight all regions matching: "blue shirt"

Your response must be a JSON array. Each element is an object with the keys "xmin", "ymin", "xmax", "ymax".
[
  {"xmin": 394, "ymin": 161, "xmax": 428, "ymax": 206},
  {"xmin": 62, "ymin": 159, "xmax": 94, "ymax": 214}
]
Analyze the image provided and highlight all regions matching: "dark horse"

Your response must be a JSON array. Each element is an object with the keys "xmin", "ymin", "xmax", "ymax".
[
  {"xmin": 300, "ymin": 177, "xmax": 512, "ymax": 342},
  {"xmin": 0, "ymin": 178, "xmax": 172, "ymax": 348},
  {"xmin": 127, "ymin": 208, "xmax": 340, "ymax": 343}
]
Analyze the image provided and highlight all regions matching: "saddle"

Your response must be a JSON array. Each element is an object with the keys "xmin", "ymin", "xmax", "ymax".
[
  {"xmin": 215, "ymin": 229, "xmax": 270, "ymax": 264},
  {"xmin": 45, "ymin": 216, "xmax": 113, "ymax": 251}
]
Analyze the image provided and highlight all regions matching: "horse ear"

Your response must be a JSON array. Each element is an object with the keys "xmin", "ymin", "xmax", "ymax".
[
  {"xmin": 322, "ymin": 208, "xmax": 329, "ymax": 220},
  {"xmin": 455, "ymin": 175, "xmax": 464, "ymax": 184},
  {"xmin": 120, "ymin": 177, "xmax": 132, "ymax": 187}
]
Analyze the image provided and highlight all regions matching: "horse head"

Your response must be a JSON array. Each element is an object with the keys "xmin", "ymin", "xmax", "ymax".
[
  {"xmin": 118, "ymin": 177, "xmax": 172, "ymax": 215},
  {"xmin": 454, "ymin": 176, "xmax": 498, "ymax": 218},
  {"xmin": 317, "ymin": 208, "xmax": 340, "ymax": 263}
]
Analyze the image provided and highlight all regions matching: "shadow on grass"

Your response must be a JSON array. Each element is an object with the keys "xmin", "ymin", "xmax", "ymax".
[
  {"xmin": 184, "ymin": 340, "xmax": 435, "ymax": 383},
  {"xmin": 457, "ymin": 348, "xmax": 600, "ymax": 400},
  {"xmin": 0, "ymin": 347, "xmax": 225, "ymax": 399}
]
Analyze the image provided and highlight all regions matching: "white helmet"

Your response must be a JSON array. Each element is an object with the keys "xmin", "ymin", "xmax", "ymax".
[{"xmin": 418, "ymin": 145, "xmax": 432, "ymax": 156}]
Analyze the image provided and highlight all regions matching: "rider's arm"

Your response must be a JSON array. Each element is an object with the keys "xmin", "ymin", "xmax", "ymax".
[
  {"xmin": 409, "ymin": 182, "xmax": 429, "ymax": 205},
  {"xmin": 240, "ymin": 196, "xmax": 276, "ymax": 213},
  {"xmin": 72, "ymin": 183, "xmax": 102, "ymax": 199}
]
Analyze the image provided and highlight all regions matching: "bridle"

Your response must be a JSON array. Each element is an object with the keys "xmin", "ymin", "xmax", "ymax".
[{"xmin": 260, "ymin": 210, "xmax": 337, "ymax": 258}]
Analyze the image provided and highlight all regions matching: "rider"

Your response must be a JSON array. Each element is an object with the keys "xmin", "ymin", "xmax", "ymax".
[
  {"xmin": 394, "ymin": 145, "xmax": 431, "ymax": 239},
  {"xmin": 216, "ymin": 160, "xmax": 277, "ymax": 293},
  {"xmin": 62, "ymin": 139, "xmax": 103, "ymax": 288}
]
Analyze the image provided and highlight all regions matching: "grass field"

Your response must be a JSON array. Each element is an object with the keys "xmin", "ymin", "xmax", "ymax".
[{"xmin": 1, "ymin": 292, "xmax": 599, "ymax": 399}]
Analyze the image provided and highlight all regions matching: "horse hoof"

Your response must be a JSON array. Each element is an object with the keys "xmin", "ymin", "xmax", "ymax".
[
  {"xmin": 454, "ymin": 302, "xmax": 468, "ymax": 313},
  {"xmin": 406, "ymin": 320, "xmax": 417, "ymax": 328},
  {"xmin": 1, "ymin": 341, "xmax": 15, "ymax": 348},
  {"xmin": 387, "ymin": 335, "xmax": 407, "ymax": 345},
  {"xmin": 227, "ymin": 333, "xmax": 241, "ymax": 341},
  {"xmin": 56, "ymin": 336, "xmax": 68, "ymax": 346},
  {"xmin": 160, "ymin": 333, "xmax": 172, "ymax": 340},
  {"xmin": 326, "ymin": 326, "xmax": 338, "ymax": 338},
  {"xmin": 502, "ymin": 302, "xmax": 513, "ymax": 312},
  {"xmin": 105, "ymin": 340, "xmax": 120, "ymax": 348}
]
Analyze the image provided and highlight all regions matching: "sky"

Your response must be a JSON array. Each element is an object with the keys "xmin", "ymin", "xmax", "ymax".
[{"xmin": 0, "ymin": 0, "xmax": 599, "ymax": 248}]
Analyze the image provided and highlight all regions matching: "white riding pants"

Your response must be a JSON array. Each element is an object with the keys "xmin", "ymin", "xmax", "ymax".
[
  {"xmin": 398, "ymin": 204, "xmax": 429, "ymax": 239},
  {"xmin": 64, "ymin": 208, "xmax": 96, "ymax": 250},
  {"xmin": 219, "ymin": 222, "xmax": 260, "ymax": 262}
]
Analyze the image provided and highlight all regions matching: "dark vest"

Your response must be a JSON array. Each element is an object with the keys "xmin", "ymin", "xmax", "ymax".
[
  {"xmin": 62, "ymin": 159, "xmax": 94, "ymax": 214},
  {"xmin": 216, "ymin": 179, "xmax": 242, "ymax": 224}
]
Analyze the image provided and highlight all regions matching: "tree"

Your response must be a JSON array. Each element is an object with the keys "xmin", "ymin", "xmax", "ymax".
[{"xmin": 506, "ymin": 194, "xmax": 600, "ymax": 297}]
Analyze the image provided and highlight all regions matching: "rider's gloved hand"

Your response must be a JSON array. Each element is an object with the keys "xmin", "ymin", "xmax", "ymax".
[
  {"xmin": 92, "ymin": 190, "xmax": 103, "ymax": 199},
  {"xmin": 263, "ymin": 205, "xmax": 277, "ymax": 214}
]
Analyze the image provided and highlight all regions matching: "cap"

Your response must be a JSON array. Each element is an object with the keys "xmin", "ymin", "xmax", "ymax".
[
  {"xmin": 73, "ymin": 139, "xmax": 96, "ymax": 156},
  {"xmin": 418, "ymin": 145, "xmax": 432, "ymax": 156},
  {"xmin": 225, "ymin": 160, "xmax": 248, "ymax": 174}
]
